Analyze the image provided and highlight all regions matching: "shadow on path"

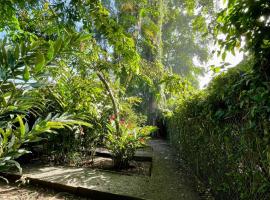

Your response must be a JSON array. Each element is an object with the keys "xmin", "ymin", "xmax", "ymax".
[{"xmin": 9, "ymin": 139, "xmax": 200, "ymax": 200}]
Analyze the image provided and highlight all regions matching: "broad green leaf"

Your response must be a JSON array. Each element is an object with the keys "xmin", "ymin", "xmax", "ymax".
[
  {"xmin": 7, "ymin": 134, "xmax": 16, "ymax": 149},
  {"xmin": 35, "ymin": 53, "xmax": 45, "ymax": 72},
  {"xmin": 78, "ymin": 34, "xmax": 92, "ymax": 42},
  {"xmin": 17, "ymin": 115, "xmax": 25, "ymax": 138},
  {"xmin": 20, "ymin": 42, "xmax": 26, "ymax": 57},
  {"xmin": 23, "ymin": 65, "xmax": 30, "ymax": 81}
]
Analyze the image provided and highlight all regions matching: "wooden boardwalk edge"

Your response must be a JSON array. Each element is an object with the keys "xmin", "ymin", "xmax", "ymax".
[
  {"xmin": 95, "ymin": 150, "xmax": 153, "ymax": 162},
  {"xmin": 0, "ymin": 172, "xmax": 147, "ymax": 200}
]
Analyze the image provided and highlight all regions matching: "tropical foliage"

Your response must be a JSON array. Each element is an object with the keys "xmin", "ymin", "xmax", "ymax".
[
  {"xmin": 0, "ymin": 27, "xmax": 91, "ymax": 172},
  {"xmin": 166, "ymin": 0, "xmax": 270, "ymax": 199},
  {"xmin": 166, "ymin": 61, "xmax": 270, "ymax": 199},
  {"xmin": 1, "ymin": 0, "xmax": 270, "ymax": 198},
  {"xmin": 0, "ymin": 0, "xmax": 161, "ymax": 171},
  {"xmin": 106, "ymin": 117, "xmax": 156, "ymax": 168}
]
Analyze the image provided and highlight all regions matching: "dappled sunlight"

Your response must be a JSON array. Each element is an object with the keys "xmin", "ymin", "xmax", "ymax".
[
  {"xmin": 1, "ymin": 0, "xmax": 269, "ymax": 199},
  {"xmin": 17, "ymin": 140, "xmax": 198, "ymax": 200}
]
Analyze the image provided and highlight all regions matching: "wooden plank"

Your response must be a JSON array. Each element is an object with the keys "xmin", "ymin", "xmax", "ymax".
[
  {"xmin": 0, "ymin": 172, "xmax": 147, "ymax": 200},
  {"xmin": 95, "ymin": 148, "xmax": 153, "ymax": 162}
]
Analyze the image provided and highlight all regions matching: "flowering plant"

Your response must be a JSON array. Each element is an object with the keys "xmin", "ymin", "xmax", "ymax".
[{"xmin": 106, "ymin": 116, "xmax": 157, "ymax": 168}]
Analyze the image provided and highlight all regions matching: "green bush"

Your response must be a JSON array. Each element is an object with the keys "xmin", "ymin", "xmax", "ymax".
[
  {"xmin": 166, "ymin": 61, "xmax": 270, "ymax": 199},
  {"xmin": 106, "ymin": 115, "xmax": 156, "ymax": 169}
]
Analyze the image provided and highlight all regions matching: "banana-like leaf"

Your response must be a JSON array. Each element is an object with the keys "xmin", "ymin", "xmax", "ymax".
[{"xmin": 16, "ymin": 115, "xmax": 25, "ymax": 138}]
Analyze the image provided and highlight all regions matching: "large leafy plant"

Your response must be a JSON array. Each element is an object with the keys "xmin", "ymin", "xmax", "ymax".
[
  {"xmin": 0, "ymin": 0, "xmax": 163, "ymax": 173},
  {"xmin": 106, "ymin": 116, "xmax": 156, "ymax": 168},
  {"xmin": 0, "ymin": 114, "xmax": 90, "ymax": 173},
  {"xmin": 0, "ymin": 32, "xmax": 92, "ymax": 174}
]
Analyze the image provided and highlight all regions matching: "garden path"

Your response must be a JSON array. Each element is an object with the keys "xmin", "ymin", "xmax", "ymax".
[{"xmin": 8, "ymin": 139, "xmax": 200, "ymax": 200}]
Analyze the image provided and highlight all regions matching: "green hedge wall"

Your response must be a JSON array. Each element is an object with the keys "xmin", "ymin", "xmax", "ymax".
[{"xmin": 166, "ymin": 64, "xmax": 270, "ymax": 199}]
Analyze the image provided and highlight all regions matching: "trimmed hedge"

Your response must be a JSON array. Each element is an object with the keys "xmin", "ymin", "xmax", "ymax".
[{"xmin": 166, "ymin": 63, "xmax": 270, "ymax": 199}]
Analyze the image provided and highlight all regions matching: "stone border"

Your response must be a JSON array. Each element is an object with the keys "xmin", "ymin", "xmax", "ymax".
[{"xmin": 0, "ymin": 172, "xmax": 147, "ymax": 200}]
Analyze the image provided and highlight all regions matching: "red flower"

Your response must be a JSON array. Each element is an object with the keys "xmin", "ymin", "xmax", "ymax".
[
  {"xmin": 109, "ymin": 115, "xmax": 116, "ymax": 122},
  {"xmin": 120, "ymin": 118, "xmax": 125, "ymax": 125}
]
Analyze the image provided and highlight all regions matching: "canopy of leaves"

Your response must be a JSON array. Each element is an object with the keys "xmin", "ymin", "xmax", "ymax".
[{"xmin": 215, "ymin": 0, "xmax": 270, "ymax": 76}]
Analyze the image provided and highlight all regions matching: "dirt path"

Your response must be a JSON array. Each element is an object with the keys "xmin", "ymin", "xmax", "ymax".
[{"xmin": 1, "ymin": 139, "xmax": 200, "ymax": 200}]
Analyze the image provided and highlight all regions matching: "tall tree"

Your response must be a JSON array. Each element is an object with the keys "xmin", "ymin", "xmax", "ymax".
[{"xmin": 162, "ymin": 0, "xmax": 213, "ymax": 86}]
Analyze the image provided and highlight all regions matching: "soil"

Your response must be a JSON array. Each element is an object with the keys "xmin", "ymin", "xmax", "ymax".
[
  {"xmin": 21, "ymin": 146, "xmax": 153, "ymax": 177},
  {"xmin": 30, "ymin": 155, "xmax": 152, "ymax": 176},
  {"xmin": 87, "ymin": 158, "xmax": 152, "ymax": 176}
]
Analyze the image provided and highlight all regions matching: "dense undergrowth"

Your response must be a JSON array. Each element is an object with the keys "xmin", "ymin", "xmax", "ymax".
[{"xmin": 166, "ymin": 60, "xmax": 270, "ymax": 199}]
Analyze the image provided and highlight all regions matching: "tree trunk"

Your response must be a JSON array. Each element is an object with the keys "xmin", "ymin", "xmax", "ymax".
[{"xmin": 97, "ymin": 72, "xmax": 121, "ymax": 136}]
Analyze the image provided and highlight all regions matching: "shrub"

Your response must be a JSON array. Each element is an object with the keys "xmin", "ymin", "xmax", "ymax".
[
  {"xmin": 166, "ymin": 61, "xmax": 270, "ymax": 199},
  {"xmin": 106, "ymin": 117, "xmax": 156, "ymax": 168}
]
